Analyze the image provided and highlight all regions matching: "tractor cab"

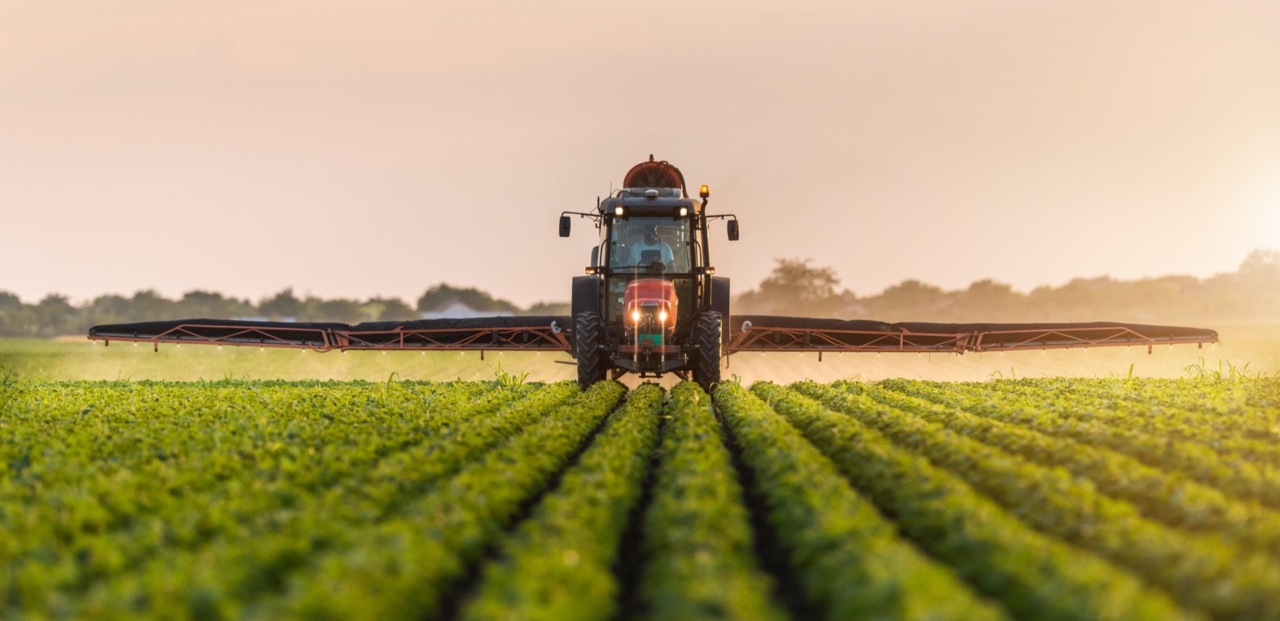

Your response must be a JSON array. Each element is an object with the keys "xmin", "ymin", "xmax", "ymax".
[
  {"xmin": 602, "ymin": 211, "xmax": 700, "ymax": 343},
  {"xmin": 560, "ymin": 157, "xmax": 737, "ymax": 387}
]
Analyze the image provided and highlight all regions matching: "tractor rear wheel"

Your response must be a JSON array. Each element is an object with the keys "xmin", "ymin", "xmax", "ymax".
[
  {"xmin": 574, "ymin": 312, "xmax": 608, "ymax": 387},
  {"xmin": 692, "ymin": 311, "xmax": 722, "ymax": 390}
]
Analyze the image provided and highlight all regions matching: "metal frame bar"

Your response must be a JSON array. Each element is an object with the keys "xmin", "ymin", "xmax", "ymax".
[
  {"xmin": 89, "ymin": 322, "xmax": 1216, "ymax": 359},
  {"xmin": 967, "ymin": 326, "xmax": 1214, "ymax": 354},
  {"xmin": 89, "ymin": 323, "xmax": 572, "ymax": 353},
  {"xmin": 726, "ymin": 327, "xmax": 970, "ymax": 353},
  {"xmin": 338, "ymin": 326, "xmax": 571, "ymax": 351},
  {"xmin": 725, "ymin": 325, "xmax": 1217, "ymax": 355},
  {"xmin": 92, "ymin": 324, "xmax": 337, "ymax": 351}
]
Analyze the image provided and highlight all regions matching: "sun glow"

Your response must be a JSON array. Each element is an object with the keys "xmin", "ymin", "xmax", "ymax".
[
  {"xmin": 1272, "ymin": 199, "xmax": 1280, "ymax": 246},
  {"xmin": 1246, "ymin": 173, "xmax": 1280, "ymax": 248}
]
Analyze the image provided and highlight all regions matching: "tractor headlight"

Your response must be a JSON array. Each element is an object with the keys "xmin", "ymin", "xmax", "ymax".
[
  {"xmin": 631, "ymin": 309, "xmax": 641, "ymax": 323},
  {"xmin": 614, "ymin": 206, "xmax": 625, "ymax": 217},
  {"xmin": 659, "ymin": 309, "xmax": 668, "ymax": 322}
]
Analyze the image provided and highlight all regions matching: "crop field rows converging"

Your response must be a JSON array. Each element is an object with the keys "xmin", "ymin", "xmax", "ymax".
[{"xmin": 2, "ymin": 376, "xmax": 1279, "ymax": 620}]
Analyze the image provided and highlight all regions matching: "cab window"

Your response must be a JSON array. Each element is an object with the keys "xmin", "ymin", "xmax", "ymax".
[{"xmin": 608, "ymin": 216, "xmax": 692, "ymax": 272}]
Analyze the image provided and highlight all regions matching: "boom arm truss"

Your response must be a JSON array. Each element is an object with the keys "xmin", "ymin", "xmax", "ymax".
[
  {"xmin": 88, "ymin": 315, "xmax": 1217, "ymax": 358},
  {"xmin": 725, "ymin": 316, "xmax": 1219, "ymax": 357},
  {"xmin": 88, "ymin": 318, "xmax": 571, "ymax": 356}
]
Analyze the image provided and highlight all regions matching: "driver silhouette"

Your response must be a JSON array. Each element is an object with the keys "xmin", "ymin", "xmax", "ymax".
[{"xmin": 628, "ymin": 224, "xmax": 675, "ymax": 271}]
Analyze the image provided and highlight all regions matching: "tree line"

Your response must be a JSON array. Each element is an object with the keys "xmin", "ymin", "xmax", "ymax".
[
  {"xmin": 0, "ymin": 284, "xmax": 569, "ymax": 338},
  {"xmin": 2, "ymin": 250, "xmax": 1276, "ymax": 337},
  {"xmin": 736, "ymin": 249, "xmax": 1280, "ymax": 324}
]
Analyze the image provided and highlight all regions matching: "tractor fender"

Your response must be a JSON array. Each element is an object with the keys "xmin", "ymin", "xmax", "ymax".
[
  {"xmin": 570, "ymin": 276, "xmax": 602, "ymax": 350},
  {"xmin": 711, "ymin": 276, "xmax": 730, "ymax": 348}
]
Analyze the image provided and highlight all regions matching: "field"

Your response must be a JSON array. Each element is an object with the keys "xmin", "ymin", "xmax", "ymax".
[{"xmin": 3, "ymin": 374, "xmax": 1280, "ymax": 620}]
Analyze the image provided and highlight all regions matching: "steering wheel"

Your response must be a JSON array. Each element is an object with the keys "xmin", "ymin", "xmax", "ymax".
[{"xmin": 647, "ymin": 260, "xmax": 667, "ymax": 273}]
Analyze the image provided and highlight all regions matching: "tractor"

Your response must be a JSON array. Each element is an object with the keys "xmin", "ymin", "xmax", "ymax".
[
  {"xmin": 559, "ymin": 156, "xmax": 738, "ymax": 387},
  {"xmin": 86, "ymin": 156, "xmax": 1220, "ymax": 391}
]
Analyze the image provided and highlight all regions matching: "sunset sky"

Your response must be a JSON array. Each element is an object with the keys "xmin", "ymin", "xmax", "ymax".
[{"xmin": 2, "ymin": 1, "xmax": 1278, "ymax": 307}]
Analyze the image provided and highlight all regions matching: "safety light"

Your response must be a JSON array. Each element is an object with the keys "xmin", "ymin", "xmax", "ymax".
[
  {"xmin": 614, "ymin": 206, "xmax": 625, "ymax": 217},
  {"xmin": 699, "ymin": 184, "xmax": 709, "ymax": 199},
  {"xmin": 659, "ymin": 309, "xmax": 669, "ymax": 322},
  {"xmin": 631, "ymin": 309, "xmax": 641, "ymax": 323},
  {"xmin": 678, "ymin": 207, "xmax": 688, "ymax": 217}
]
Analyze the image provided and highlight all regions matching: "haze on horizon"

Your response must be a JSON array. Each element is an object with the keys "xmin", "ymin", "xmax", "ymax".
[{"xmin": 2, "ymin": 1, "xmax": 1278, "ymax": 308}]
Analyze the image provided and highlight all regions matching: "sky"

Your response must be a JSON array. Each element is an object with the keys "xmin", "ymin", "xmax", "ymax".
[{"xmin": 2, "ymin": 1, "xmax": 1278, "ymax": 307}]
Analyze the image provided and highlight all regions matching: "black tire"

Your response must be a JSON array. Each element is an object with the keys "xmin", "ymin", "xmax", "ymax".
[
  {"xmin": 711, "ymin": 276, "xmax": 731, "ymax": 347},
  {"xmin": 692, "ymin": 311, "xmax": 722, "ymax": 390},
  {"xmin": 575, "ymin": 312, "xmax": 608, "ymax": 387}
]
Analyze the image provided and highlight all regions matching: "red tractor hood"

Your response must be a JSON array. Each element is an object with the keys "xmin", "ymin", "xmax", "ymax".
[{"xmin": 623, "ymin": 279, "xmax": 678, "ymax": 310}]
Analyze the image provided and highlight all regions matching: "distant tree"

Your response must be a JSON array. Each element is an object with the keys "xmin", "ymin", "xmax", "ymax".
[
  {"xmin": 357, "ymin": 301, "xmax": 385, "ymax": 323},
  {"xmin": 302, "ymin": 297, "xmax": 364, "ymax": 323},
  {"xmin": 359, "ymin": 297, "xmax": 418, "ymax": 322},
  {"xmin": 524, "ymin": 301, "xmax": 571, "ymax": 316},
  {"xmin": 0, "ymin": 291, "xmax": 34, "ymax": 336},
  {"xmin": 763, "ymin": 258, "xmax": 841, "ymax": 300},
  {"xmin": 416, "ymin": 283, "xmax": 520, "ymax": 314},
  {"xmin": 869, "ymin": 280, "xmax": 946, "ymax": 314},
  {"xmin": 125, "ymin": 290, "xmax": 176, "ymax": 322},
  {"xmin": 736, "ymin": 258, "xmax": 855, "ymax": 316},
  {"xmin": 259, "ymin": 288, "xmax": 303, "ymax": 320},
  {"xmin": 175, "ymin": 291, "xmax": 253, "ymax": 319},
  {"xmin": 84, "ymin": 294, "xmax": 131, "ymax": 328},
  {"xmin": 33, "ymin": 295, "xmax": 79, "ymax": 337},
  {"xmin": 1240, "ymin": 249, "xmax": 1280, "ymax": 283},
  {"xmin": 0, "ymin": 291, "xmax": 21, "ymax": 312},
  {"xmin": 7, "ymin": 248, "xmax": 1279, "ymax": 337}
]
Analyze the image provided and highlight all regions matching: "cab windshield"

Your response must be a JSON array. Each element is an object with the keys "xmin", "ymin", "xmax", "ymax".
[{"xmin": 608, "ymin": 217, "xmax": 693, "ymax": 272}]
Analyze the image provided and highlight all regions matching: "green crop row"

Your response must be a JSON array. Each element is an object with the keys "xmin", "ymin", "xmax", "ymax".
[
  {"xmin": 984, "ymin": 380, "xmax": 1280, "ymax": 467},
  {"xmin": 714, "ymin": 382, "xmax": 1005, "ymax": 621},
  {"xmin": 636, "ymin": 382, "xmax": 785, "ymax": 621},
  {"xmin": 990, "ymin": 377, "xmax": 1271, "ymax": 440},
  {"xmin": 887, "ymin": 379, "xmax": 1280, "ymax": 510},
  {"xmin": 0, "ymin": 376, "xmax": 527, "ymax": 609},
  {"xmin": 0, "ymin": 379, "xmax": 493, "ymax": 555},
  {"xmin": 40, "ymin": 381, "xmax": 585, "ymax": 619},
  {"xmin": 459, "ymin": 383, "xmax": 665, "ymax": 621},
  {"xmin": 959, "ymin": 378, "xmax": 1280, "ymax": 500},
  {"xmin": 216, "ymin": 380, "xmax": 624, "ymax": 621},
  {"xmin": 849, "ymin": 380, "xmax": 1280, "ymax": 558},
  {"xmin": 0, "ymin": 381, "xmax": 517, "ymax": 555},
  {"xmin": 4, "ymin": 377, "xmax": 1277, "ymax": 620},
  {"xmin": 798, "ymin": 381, "xmax": 1280, "ymax": 620},
  {"xmin": 0, "ymin": 380, "xmax": 482, "ymax": 480},
  {"xmin": 1031, "ymin": 376, "xmax": 1280, "ymax": 422},
  {"xmin": 751, "ymin": 382, "xmax": 1191, "ymax": 621}
]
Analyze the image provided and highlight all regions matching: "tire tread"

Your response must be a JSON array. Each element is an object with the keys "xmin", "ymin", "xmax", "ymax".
[
  {"xmin": 575, "ymin": 312, "xmax": 607, "ymax": 387},
  {"xmin": 692, "ymin": 312, "xmax": 722, "ymax": 390}
]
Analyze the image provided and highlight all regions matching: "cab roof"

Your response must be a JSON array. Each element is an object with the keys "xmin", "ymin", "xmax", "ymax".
[{"xmin": 599, "ymin": 194, "xmax": 700, "ymax": 217}]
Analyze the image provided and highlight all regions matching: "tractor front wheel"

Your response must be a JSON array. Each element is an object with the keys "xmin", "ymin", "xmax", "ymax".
[
  {"xmin": 574, "ymin": 312, "xmax": 608, "ymax": 387},
  {"xmin": 692, "ymin": 311, "xmax": 722, "ymax": 390}
]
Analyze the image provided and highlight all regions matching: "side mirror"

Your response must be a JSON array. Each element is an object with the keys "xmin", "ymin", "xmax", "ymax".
[
  {"xmin": 727, "ymin": 219, "xmax": 740, "ymax": 241},
  {"xmin": 559, "ymin": 215, "xmax": 571, "ymax": 237},
  {"xmin": 590, "ymin": 246, "xmax": 599, "ymax": 267}
]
